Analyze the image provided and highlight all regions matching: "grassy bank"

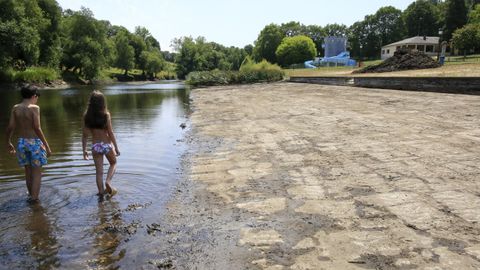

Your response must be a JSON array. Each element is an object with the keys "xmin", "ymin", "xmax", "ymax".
[
  {"xmin": 286, "ymin": 59, "xmax": 480, "ymax": 78},
  {"xmin": 0, "ymin": 67, "xmax": 59, "ymax": 83}
]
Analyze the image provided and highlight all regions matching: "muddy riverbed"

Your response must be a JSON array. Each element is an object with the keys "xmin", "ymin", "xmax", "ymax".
[{"xmin": 156, "ymin": 82, "xmax": 480, "ymax": 269}]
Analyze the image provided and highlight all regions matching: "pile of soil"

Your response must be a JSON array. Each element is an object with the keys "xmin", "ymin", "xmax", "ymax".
[{"xmin": 354, "ymin": 49, "xmax": 441, "ymax": 74}]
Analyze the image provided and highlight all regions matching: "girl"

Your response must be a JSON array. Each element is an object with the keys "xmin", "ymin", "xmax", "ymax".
[{"xmin": 82, "ymin": 90, "xmax": 120, "ymax": 196}]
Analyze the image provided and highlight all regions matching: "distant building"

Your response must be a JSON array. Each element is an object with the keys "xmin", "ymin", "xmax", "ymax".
[{"xmin": 381, "ymin": 36, "xmax": 439, "ymax": 60}]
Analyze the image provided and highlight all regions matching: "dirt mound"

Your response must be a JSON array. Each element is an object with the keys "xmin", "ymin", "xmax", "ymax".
[{"xmin": 354, "ymin": 49, "xmax": 441, "ymax": 74}]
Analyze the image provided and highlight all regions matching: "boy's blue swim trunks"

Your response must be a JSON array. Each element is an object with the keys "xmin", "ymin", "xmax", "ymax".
[{"xmin": 16, "ymin": 138, "xmax": 48, "ymax": 167}]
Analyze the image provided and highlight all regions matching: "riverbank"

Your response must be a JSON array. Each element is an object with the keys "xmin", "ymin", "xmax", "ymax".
[{"xmin": 157, "ymin": 82, "xmax": 480, "ymax": 269}]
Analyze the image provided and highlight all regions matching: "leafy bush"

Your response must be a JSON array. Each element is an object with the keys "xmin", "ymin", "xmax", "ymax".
[
  {"xmin": 275, "ymin": 35, "xmax": 316, "ymax": 67},
  {"xmin": 186, "ymin": 60, "xmax": 284, "ymax": 87}
]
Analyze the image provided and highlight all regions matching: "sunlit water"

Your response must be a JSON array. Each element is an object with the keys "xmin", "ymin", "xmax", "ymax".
[{"xmin": 0, "ymin": 82, "xmax": 190, "ymax": 269}]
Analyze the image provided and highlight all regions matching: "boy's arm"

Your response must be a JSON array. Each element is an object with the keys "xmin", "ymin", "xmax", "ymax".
[
  {"xmin": 106, "ymin": 113, "xmax": 120, "ymax": 156},
  {"xmin": 82, "ymin": 125, "xmax": 89, "ymax": 160},
  {"xmin": 5, "ymin": 107, "xmax": 16, "ymax": 154},
  {"xmin": 31, "ymin": 106, "xmax": 51, "ymax": 157}
]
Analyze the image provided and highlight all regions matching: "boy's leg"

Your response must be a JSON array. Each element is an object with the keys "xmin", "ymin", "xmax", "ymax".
[
  {"xmin": 92, "ymin": 153, "xmax": 105, "ymax": 195},
  {"xmin": 30, "ymin": 166, "xmax": 42, "ymax": 201},
  {"xmin": 24, "ymin": 165, "xmax": 33, "ymax": 196},
  {"xmin": 105, "ymin": 150, "xmax": 117, "ymax": 193}
]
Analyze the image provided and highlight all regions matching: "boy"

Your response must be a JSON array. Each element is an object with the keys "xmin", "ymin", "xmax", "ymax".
[{"xmin": 5, "ymin": 85, "xmax": 52, "ymax": 202}]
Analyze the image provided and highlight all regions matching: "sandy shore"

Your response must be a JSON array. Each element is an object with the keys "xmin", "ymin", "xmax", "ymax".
[{"xmin": 155, "ymin": 82, "xmax": 480, "ymax": 269}]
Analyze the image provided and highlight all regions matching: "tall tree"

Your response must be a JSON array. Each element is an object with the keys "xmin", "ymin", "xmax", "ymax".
[
  {"xmin": 348, "ymin": 6, "xmax": 406, "ymax": 59},
  {"xmin": 374, "ymin": 6, "xmax": 406, "ymax": 46},
  {"xmin": 252, "ymin": 24, "xmax": 283, "ymax": 63},
  {"xmin": 304, "ymin": 25, "xmax": 325, "ymax": 56},
  {"xmin": 0, "ymin": 0, "xmax": 48, "ymax": 67},
  {"xmin": 444, "ymin": 0, "xmax": 468, "ymax": 40},
  {"xmin": 61, "ymin": 7, "xmax": 108, "ymax": 79},
  {"xmin": 323, "ymin": 23, "xmax": 348, "ymax": 36},
  {"xmin": 404, "ymin": 0, "xmax": 441, "ymax": 36},
  {"xmin": 280, "ymin": 21, "xmax": 303, "ymax": 37},
  {"xmin": 114, "ymin": 31, "xmax": 135, "ymax": 75},
  {"xmin": 37, "ymin": 0, "xmax": 62, "ymax": 67},
  {"xmin": 469, "ymin": 4, "xmax": 480, "ymax": 23}
]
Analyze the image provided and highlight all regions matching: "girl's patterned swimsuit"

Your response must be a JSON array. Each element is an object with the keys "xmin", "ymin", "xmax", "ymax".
[{"xmin": 92, "ymin": 142, "xmax": 112, "ymax": 155}]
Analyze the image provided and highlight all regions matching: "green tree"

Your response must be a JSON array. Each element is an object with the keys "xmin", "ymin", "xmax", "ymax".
[
  {"xmin": 348, "ymin": 15, "xmax": 382, "ymax": 59},
  {"xmin": 114, "ymin": 31, "xmax": 135, "ymax": 75},
  {"xmin": 452, "ymin": 23, "xmax": 480, "ymax": 55},
  {"xmin": 374, "ymin": 6, "xmax": 405, "ymax": 47},
  {"xmin": 323, "ymin": 23, "xmax": 348, "ymax": 36},
  {"xmin": 244, "ymin": 44, "xmax": 253, "ymax": 56},
  {"xmin": 280, "ymin": 21, "xmax": 304, "ymax": 37},
  {"xmin": 173, "ymin": 36, "xmax": 247, "ymax": 78},
  {"xmin": 275, "ymin": 35, "xmax": 316, "ymax": 67},
  {"xmin": 140, "ymin": 50, "xmax": 164, "ymax": 79},
  {"xmin": 348, "ymin": 6, "xmax": 405, "ymax": 59},
  {"xmin": 37, "ymin": 0, "xmax": 62, "ymax": 67},
  {"xmin": 253, "ymin": 24, "xmax": 283, "ymax": 63},
  {"xmin": 304, "ymin": 25, "xmax": 325, "ymax": 56},
  {"xmin": 129, "ymin": 34, "xmax": 147, "ymax": 69},
  {"xmin": 61, "ymin": 7, "xmax": 108, "ymax": 79},
  {"xmin": 403, "ymin": 0, "xmax": 441, "ymax": 36},
  {"xmin": 444, "ymin": 0, "xmax": 468, "ymax": 40},
  {"xmin": 469, "ymin": 4, "xmax": 480, "ymax": 23},
  {"xmin": 135, "ymin": 26, "xmax": 161, "ymax": 51},
  {"xmin": 0, "ymin": 0, "xmax": 48, "ymax": 67}
]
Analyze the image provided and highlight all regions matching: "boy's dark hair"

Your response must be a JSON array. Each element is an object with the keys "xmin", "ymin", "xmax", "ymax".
[{"xmin": 20, "ymin": 84, "xmax": 40, "ymax": 99}]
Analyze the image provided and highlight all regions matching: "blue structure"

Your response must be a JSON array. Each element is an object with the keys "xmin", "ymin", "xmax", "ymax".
[{"xmin": 304, "ymin": 36, "xmax": 357, "ymax": 68}]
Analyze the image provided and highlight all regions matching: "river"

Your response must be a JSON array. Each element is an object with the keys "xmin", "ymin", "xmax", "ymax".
[{"xmin": 0, "ymin": 81, "xmax": 190, "ymax": 269}]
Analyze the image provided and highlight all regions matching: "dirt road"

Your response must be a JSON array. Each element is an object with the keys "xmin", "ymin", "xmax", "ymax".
[{"xmin": 154, "ymin": 82, "xmax": 480, "ymax": 269}]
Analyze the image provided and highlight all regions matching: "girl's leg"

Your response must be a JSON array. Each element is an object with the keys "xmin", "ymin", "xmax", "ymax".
[
  {"xmin": 30, "ymin": 166, "xmax": 42, "ymax": 201},
  {"xmin": 24, "ymin": 165, "xmax": 33, "ymax": 196},
  {"xmin": 105, "ymin": 150, "xmax": 117, "ymax": 194},
  {"xmin": 92, "ymin": 153, "xmax": 105, "ymax": 195}
]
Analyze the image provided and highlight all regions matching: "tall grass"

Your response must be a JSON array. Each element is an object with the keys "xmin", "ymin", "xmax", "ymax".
[
  {"xmin": 13, "ymin": 67, "xmax": 58, "ymax": 83},
  {"xmin": 0, "ymin": 67, "xmax": 59, "ymax": 83}
]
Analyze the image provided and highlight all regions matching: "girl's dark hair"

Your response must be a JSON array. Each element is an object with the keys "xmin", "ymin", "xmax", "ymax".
[{"xmin": 84, "ymin": 90, "xmax": 108, "ymax": 129}]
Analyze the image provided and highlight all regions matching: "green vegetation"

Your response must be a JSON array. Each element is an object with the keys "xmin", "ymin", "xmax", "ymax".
[
  {"xmin": 172, "ymin": 36, "xmax": 248, "ymax": 79},
  {"xmin": 1, "ymin": 0, "xmax": 480, "ymax": 84},
  {"xmin": 0, "ymin": 67, "xmax": 58, "ymax": 83},
  {"xmin": 186, "ymin": 58, "xmax": 284, "ymax": 87},
  {"xmin": 276, "ymin": 36, "xmax": 316, "ymax": 67}
]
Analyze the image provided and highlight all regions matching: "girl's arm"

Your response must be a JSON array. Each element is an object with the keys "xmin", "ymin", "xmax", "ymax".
[
  {"xmin": 5, "ymin": 107, "xmax": 16, "ymax": 154},
  {"xmin": 106, "ymin": 113, "xmax": 120, "ymax": 156},
  {"xmin": 82, "ymin": 124, "xmax": 89, "ymax": 160},
  {"xmin": 32, "ymin": 106, "xmax": 51, "ymax": 157}
]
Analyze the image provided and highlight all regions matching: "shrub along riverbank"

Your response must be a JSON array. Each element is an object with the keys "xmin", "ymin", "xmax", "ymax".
[{"xmin": 186, "ymin": 59, "xmax": 285, "ymax": 87}]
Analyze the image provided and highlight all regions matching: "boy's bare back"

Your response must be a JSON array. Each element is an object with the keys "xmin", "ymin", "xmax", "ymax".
[{"xmin": 11, "ymin": 103, "xmax": 40, "ymax": 138}]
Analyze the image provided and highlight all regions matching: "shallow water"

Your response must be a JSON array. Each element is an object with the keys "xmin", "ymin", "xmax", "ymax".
[{"xmin": 0, "ymin": 82, "xmax": 190, "ymax": 268}]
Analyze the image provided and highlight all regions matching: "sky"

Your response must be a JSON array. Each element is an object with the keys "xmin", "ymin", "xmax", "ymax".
[{"xmin": 56, "ymin": 0, "xmax": 415, "ymax": 52}]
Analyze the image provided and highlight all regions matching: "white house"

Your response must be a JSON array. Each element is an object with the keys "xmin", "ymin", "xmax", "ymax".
[{"xmin": 381, "ymin": 36, "xmax": 440, "ymax": 60}]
